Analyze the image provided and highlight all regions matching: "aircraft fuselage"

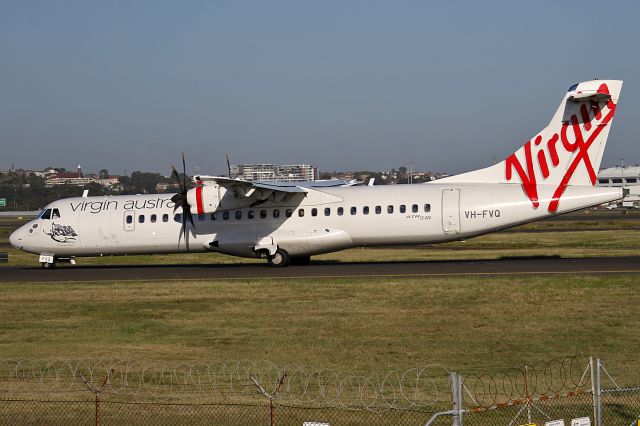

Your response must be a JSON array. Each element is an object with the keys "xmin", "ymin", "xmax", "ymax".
[{"xmin": 9, "ymin": 183, "xmax": 622, "ymax": 262}]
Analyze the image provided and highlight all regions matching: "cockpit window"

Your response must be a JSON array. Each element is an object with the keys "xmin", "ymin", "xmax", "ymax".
[
  {"xmin": 52, "ymin": 209, "xmax": 61, "ymax": 219},
  {"xmin": 39, "ymin": 209, "xmax": 52, "ymax": 220}
]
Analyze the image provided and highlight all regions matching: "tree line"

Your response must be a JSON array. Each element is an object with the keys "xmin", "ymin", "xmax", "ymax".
[{"xmin": 0, "ymin": 171, "xmax": 180, "ymax": 211}]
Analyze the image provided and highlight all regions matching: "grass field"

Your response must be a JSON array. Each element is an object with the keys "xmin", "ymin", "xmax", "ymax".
[
  {"xmin": 1, "ymin": 211, "xmax": 639, "ymax": 387},
  {"xmin": 1, "ymin": 274, "xmax": 639, "ymax": 384}
]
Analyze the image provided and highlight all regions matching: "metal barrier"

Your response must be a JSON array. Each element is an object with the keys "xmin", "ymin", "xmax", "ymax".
[{"xmin": 1, "ymin": 357, "xmax": 639, "ymax": 425}]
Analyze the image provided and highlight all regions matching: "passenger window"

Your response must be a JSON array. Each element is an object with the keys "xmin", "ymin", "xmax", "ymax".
[
  {"xmin": 139, "ymin": 215, "xmax": 145, "ymax": 224},
  {"xmin": 337, "ymin": 207, "xmax": 344, "ymax": 216},
  {"xmin": 273, "ymin": 209, "xmax": 280, "ymax": 219},
  {"xmin": 163, "ymin": 214, "xmax": 169, "ymax": 222},
  {"xmin": 412, "ymin": 204, "xmax": 418, "ymax": 213},
  {"xmin": 324, "ymin": 207, "xmax": 331, "ymax": 216},
  {"xmin": 285, "ymin": 209, "xmax": 293, "ymax": 218},
  {"xmin": 375, "ymin": 206, "xmax": 381, "ymax": 214},
  {"xmin": 312, "ymin": 208, "xmax": 318, "ymax": 217},
  {"xmin": 235, "ymin": 211, "xmax": 242, "ymax": 220},
  {"xmin": 198, "ymin": 214, "xmax": 206, "ymax": 221},
  {"xmin": 126, "ymin": 215, "xmax": 133, "ymax": 224},
  {"xmin": 222, "ymin": 211, "xmax": 229, "ymax": 220},
  {"xmin": 424, "ymin": 204, "xmax": 431, "ymax": 213},
  {"xmin": 174, "ymin": 214, "xmax": 181, "ymax": 222},
  {"xmin": 350, "ymin": 207, "xmax": 357, "ymax": 215},
  {"xmin": 298, "ymin": 209, "xmax": 305, "ymax": 217},
  {"xmin": 387, "ymin": 205, "xmax": 394, "ymax": 214},
  {"xmin": 363, "ymin": 206, "xmax": 369, "ymax": 215},
  {"xmin": 151, "ymin": 214, "xmax": 157, "ymax": 223},
  {"xmin": 248, "ymin": 210, "xmax": 255, "ymax": 219},
  {"xmin": 400, "ymin": 205, "xmax": 406, "ymax": 213},
  {"xmin": 52, "ymin": 209, "xmax": 61, "ymax": 219},
  {"xmin": 260, "ymin": 209, "xmax": 267, "ymax": 219}
]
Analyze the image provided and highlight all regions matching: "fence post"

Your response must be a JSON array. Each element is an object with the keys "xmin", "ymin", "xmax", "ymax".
[
  {"xmin": 590, "ymin": 356, "xmax": 597, "ymax": 425},
  {"xmin": 79, "ymin": 369, "xmax": 113, "ymax": 426},
  {"xmin": 595, "ymin": 358, "xmax": 602, "ymax": 426},
  {"xmin": 450, "ymin": 372, "xmax": 463, "ymax": 426},
  {"xmin": 250, "ymin": 372, "xmax": 287, "ymax": 426}
]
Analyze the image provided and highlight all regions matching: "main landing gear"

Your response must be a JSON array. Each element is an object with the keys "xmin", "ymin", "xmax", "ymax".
[
  {"xmin": 265, "ymin": 250, "xmax": 312, "ymax": 267},
  {"xmin": 290, "ymin": 255, "xmax": 311, "ymax": 266},
  {"xmin": 267, "ymin": 249, "xmax": 290, "ymax": 267}
]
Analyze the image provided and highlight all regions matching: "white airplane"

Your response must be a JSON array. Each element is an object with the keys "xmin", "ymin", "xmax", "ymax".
[{"xmin": 10, "ymin": 79, "xmax": 626, "ymax": 268}]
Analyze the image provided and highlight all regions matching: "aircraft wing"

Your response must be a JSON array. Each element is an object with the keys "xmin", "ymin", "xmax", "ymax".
[
  {"xmin": 194, "ymin": 175, "xmax": 357, "ymax": 192},
  {"xmin": 194, "ymin": 176, "xmax": 309, "ymax": 196}
]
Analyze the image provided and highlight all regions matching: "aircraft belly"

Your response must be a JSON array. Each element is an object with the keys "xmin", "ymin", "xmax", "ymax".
[{"xmin": 304, "ymin": 228, "xmax": 352, "ymax": 255}]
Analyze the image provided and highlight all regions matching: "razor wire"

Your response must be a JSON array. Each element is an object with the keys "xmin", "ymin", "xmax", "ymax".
[
  {"xmin": 0, "ymin": 359, "xmax": 451, "ymax": 411},
  {"xmin": 461, "ymin": 355, "xmax": 591, "ymax": 408}
]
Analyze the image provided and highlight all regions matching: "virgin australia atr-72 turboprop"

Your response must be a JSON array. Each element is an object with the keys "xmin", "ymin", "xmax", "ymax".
[{"xmin": 10, "ymin": 79, "xmax": 626, "ymax": 268}]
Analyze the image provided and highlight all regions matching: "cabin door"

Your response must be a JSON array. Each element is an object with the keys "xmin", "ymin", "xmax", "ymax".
[{"xmin": 441, "ymin": 189, "xmax": 461, "ymax": 234}]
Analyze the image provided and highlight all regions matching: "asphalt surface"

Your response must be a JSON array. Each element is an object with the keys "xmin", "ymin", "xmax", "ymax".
[{"xmin": 1, "ymin": 256, "xmax": 639, "ymax": 283}]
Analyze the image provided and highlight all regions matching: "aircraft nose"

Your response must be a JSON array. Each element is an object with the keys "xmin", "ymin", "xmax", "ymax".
[{"xmin": 9, "ymin": 228, "xmax": 23, "ymax": 249}]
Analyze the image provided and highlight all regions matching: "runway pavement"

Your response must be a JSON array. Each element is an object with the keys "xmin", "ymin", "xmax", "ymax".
[{"xmin": 1, "ymin": 256, "xmax": 639, "ymax": 283}]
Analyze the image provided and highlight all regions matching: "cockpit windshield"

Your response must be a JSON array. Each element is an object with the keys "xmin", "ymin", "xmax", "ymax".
[
  {"xmin": 39, "ymin": 209, "xmax": 52, "ymax": 220},
  {"xmin": 38, "ymin": 208, "xmax": 60, "ymax": 220}
]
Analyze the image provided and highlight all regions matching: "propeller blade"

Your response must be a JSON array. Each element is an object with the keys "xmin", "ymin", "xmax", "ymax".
[
  {"xmin": 182, "ymin": 213, "xmax": 190, "ymax": 251},
  {"xmin": 182, "ymin": 152, "xmax": 187, "ymax": 194},
  {"xmin": 186, "ymin": 209, "xmax": 195, "ymax": 228},
  {"xmin": 171, "ymin": 166, "xmax": 185, "ymax": 194},
  {"xmin": 226, "ymin": 154, "xmax": 231, "ymax": 177},
  {"xmin": 170, "ymin": 153, "xmax": 195, "ymax": 252}
]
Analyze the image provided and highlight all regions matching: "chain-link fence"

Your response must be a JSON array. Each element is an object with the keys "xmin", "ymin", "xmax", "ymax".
[
  {"xmin": 601, "ymin": 387, "xmax": 640, "ymax": 425},
  {"xmin": 0, "ymin": 399, "xmax": 444, "ymax": 425},
  {"xmin": 1, "ymin": 357, "xmax": 639, "ymax": 425}
]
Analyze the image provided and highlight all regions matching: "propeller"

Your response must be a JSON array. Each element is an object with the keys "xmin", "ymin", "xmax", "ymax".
[{"xmin": 170, "ymin": 153, "xmax": 195, "ymax": 250}]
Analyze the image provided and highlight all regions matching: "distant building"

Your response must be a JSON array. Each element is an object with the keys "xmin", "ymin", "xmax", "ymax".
[
  {"xmin": 597, "ymin": 166, "xmax": 640, "ymax": 207},
  {"xmin": 230, "ymin": 164, "xmax": 318, "ymax": 182},
  {"xmin": 597, "ymin": 166, "xmax": 640, "ymax": 187},
  {"xmin": 45, "ymin": 176, "xmax": 95, "ymax": 186},
  {"xmin": 98, "ymin": 176, "xmax": 120, "ymax": 188}
]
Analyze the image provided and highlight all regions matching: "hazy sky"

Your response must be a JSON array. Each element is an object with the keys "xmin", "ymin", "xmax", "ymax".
[{"xmin": 1, "ymin": 1, "xmax": 639, "ymax": 176}]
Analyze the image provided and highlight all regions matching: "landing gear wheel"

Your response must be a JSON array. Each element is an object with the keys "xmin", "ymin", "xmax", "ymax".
[
  {"xmin": 41, "ymin": 262, "xmax": 56, "ymax": 270},
  {"xmin": 291, "ymin": 256, "xmax": 311, "ymax": 266},
  {"xmin": 267, "ymin": 249, "xmax": 290, "ymax": 267}
]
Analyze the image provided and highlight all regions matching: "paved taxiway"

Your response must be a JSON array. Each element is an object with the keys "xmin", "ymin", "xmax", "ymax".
[{"xmin": 1, "ymin": 256, "xmax": 638, "ymax": 283}]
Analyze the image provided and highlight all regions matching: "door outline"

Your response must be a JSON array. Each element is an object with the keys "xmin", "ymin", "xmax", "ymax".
[{"xmin": 442, "ymin": 189, "xmax": 461, "ymax": 234}]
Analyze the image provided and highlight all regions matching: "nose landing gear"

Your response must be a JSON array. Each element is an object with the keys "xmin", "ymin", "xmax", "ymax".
[
  {"xmin": 38, "ymin": 254, "xmax": 76, "ymax": 269},
  {"xmin": 39, "ymin": 254, "xmax": 56, "ymax": 269}
]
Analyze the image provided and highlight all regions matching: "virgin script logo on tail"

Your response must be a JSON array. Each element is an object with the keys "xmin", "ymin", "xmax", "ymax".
[{"xmin": 505, "ymin": 84, "xmax": 616, "ymax": 213}]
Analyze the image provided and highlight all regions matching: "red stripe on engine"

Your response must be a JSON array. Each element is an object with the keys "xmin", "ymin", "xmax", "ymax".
[{"xmin": 196, "ymin": 186, "xmax": 204, "ymax": 214}]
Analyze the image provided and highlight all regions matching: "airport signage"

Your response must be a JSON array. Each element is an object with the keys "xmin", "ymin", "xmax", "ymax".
[{"xmin": 0, "ymin": 198, "xmax": 6, "ymax": 207}]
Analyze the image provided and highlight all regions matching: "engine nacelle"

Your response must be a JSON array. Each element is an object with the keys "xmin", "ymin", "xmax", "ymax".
[
  {"xmin": 186, "ymin": 185, "xmax": 220, "ymax": 215},
  {"xmin": 186, "ymin": 185, "xmax": 255, "ymax": 214}
]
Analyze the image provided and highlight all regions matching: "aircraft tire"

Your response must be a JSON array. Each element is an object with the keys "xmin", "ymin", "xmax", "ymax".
[
  {"xmin": 41, "ymin": 262, "xmax": 56, "ymax": 270},
  {"xmin": 267, "ymin": 249, "xmax": 290, "ymax": 267},
  {"xmin": 290, "ymin": 256, "xmax": 311, "ymax": 266}
]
